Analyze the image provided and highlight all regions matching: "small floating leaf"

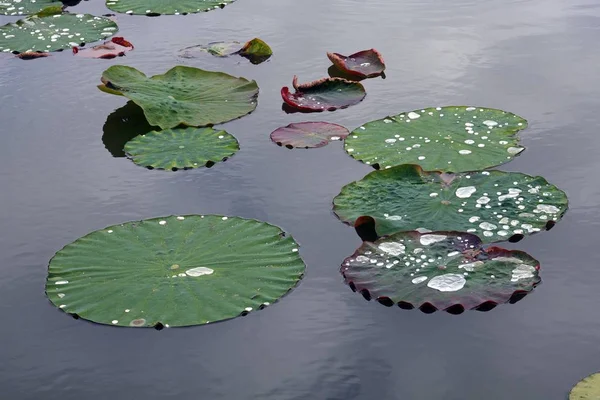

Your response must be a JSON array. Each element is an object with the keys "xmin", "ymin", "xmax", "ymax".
[
  {"xmin": 570, "ymin": 373, "xmax": 600, "ymax": 399},
  {"xmin": 15, "ymin": 50, "xmax": 51, "ymax": 60},
  {"xmin": 281, "ymin": 76, "xmax": 366, "ymax": 112},
  {"xmin": 333, "ymin": 164, "xmax": 568, "ymax": 243},
  {"xmin": 327, "ymin": 49, "xmax": 385, "ymax": 79},
  {"xmin": 270, "ymin": 122, "xmax": 349, "ymax": 149},
  {"xmin": 341, "ymin": 230, "xmax": 540, "ymax": 313},
  {"xmin": 124, "ymin": 127, "xmax": 239, "ymax": 170},
  {"xmin": 345, "ymin": 106, "xmax": 527, "ymax": 172},
  {"xmin": 98, "ymin": 65, "xmax": 259, "ymax": 129},
  {"xmin": 238, "ymin": 38, "xmax": 272, "ymax": 64},
  {"xmin": 105, "ymin": 0, "xmax": 234, "ymax": 16},
  {"xmin": 0, "ymin": 0, "xmax": 63, "ymax": 16},
  {"xmin": 73, "ymin": 37, "xmax": 133, "ymax": 59},
  {"xmin": 179, "ymin": 37, "xmax": 272, "ymax": 64},
  {"xmin": 45, "ymin": 215, "xmax": 305, "ymax": 327},
  {"xmin": 0, "ymin": 12, "xmax": 118, "ymax": 54}
]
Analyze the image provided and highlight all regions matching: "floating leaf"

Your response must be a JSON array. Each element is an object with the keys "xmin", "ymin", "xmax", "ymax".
[
  {"xmin": 73, "ymin": 36, "xmax": 133, "ymax": 59},
  {"xmin": 281, "ymin": 76, "xmax": 366, "ymax": 112},
  {"xmin": 124, "ymin": 127, "xmax": 239, "ymax": 170},
  {"xmin": 333, "ymin": 164, "xmax": 568, "ymax": 243},
  {"xmin": 570, "ymin": 373, "xmax": 600, "ymax": 399},
  {"xmin": 98, "ymin": 65, "xmax": 259, "ymax": 129},
  {"xmin": 0, "ymin": 0, "xmax": 63, "ymax": 16},
  {"xmin": 105, "ymin": 0, "xmax": 234, "ymax": 16},
  {"xmin": 15, "ymin": 50, "xmax": 51, "ymax": 59},
  {"xmin": 0, "ymin": 12, "xmax": 118, "ymax": 54},
  {"xmin": 345, "ymin": 106, "xmax": 527, "ymax": 172},
  {"xmin": 327, "ymin": 49, "xmax": 385, "ymax": 79},
  {"xmin": 46, "ymin": 215, "xmax": 305, "ymax": 328},
  {"xmin": 179, "ymin": 37, "xmax": 272, "ymax": 64},
  {"xmin": 270, "ymin": 122, "xmax": 349, "ymax": 149},
  {"xmin": 341, "ymin": 230, "xmax": 540, "ymax": 313}
]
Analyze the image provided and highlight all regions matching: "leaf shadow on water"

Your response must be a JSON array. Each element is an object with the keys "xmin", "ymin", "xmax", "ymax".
[
  {"xmin": 102, "ymin": 101, "xmax": 158, "ymax": 157},
  {"xmin": 327, "ymin": 65, "xmax": 385, "ymax": 81}
]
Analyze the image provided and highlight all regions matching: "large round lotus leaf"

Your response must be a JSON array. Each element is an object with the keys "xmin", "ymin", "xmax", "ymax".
[
  {"xmin": 570, "ymin": 373, "xmax": 600, "ymax": 399},
  {"xmin": 98, "ymin": 65, "xmax": 259, "ymax": 130},
  {"xmin": 124, "ymin": 127, "xmax": 239, "ymax": 170},
  {"xmin": 345, "ymin": 106, "xmax": 527, "ymax": 172},
  {"xmin": 333, "ymin": 164, "xmax": 568, "ymax": 243},
  {"xmin": 0, "ymin": 0, "xmax": 62, "ymax": 16},
  {"xmin": 45, "ymin": 215, "xmax": 305, "ymax": 328},
  {"xmin": 281, "ymin": 76, "xmax": 366, "ymax": 112},
  {"xmin": 0, "ymin": 12, "xmax": 118, "ymax": 53},
  {"xmin": 105, "ymin": 0, "xmax": 234, "ymax": 16},
  {"xmin": 341, "ymin": 230, "xmax": 540, "ymax": 313}
]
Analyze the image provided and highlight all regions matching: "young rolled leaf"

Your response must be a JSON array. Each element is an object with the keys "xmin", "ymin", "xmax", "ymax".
[
  {"xmin": 237, "ymin": 38, "xmax": 272, "ymax": 64},
  {"xmin": 570, "ymin": 373, "xmax": 600, "ymax": 399},
  {"xmin": 98, "ymin": 65, "xmax": 259, "ymax": 129},
  {"xmin": 124, "ymin": 127, "xmax": 239, "ymax": 170},
  {"xmin": 105, "ymin": 0, "xmax": 235, "ymax": 16},
  {"xmin": 345, "ymin": 106, "xmax": 527, "ymax": 172},
  {"xmin": 281, "ymin": 76, "xmax": 366, "ymax": 112},
  {"xmin": 73, "ymin": 37, "xmax": 133, "ymax": 59},
  {"xmin": 0, "ymin": 0, "xmax": 63, "ymax": 16},
  {"xmin": 333, "ymin": 164, "xmax": 568, "ymax": 243},
  {"xmin": 46, "ymin": 215, "xmax": 305, "ymax": 328},
  {"xmin": 327, "ymin": 49, "xmax": 385, "ymax": 79},
  {"xmin": 341, "ymin": 230, "xmax": 540, "ymax": 313},
  {"xmin": 0, "ymin": 12, "xmax": 118, "ymax": 53},
  {"xmin": 270, "ymin": 122, "xmax": 349, "ymax": 149}
]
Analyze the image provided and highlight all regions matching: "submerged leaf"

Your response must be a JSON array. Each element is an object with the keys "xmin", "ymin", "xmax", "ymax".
[
  {"xmin": 333, "ymin": 164, "xmax": 568, "ymax": 243},
  {"xmin": 105, "ymin": 0, "xmax": 235, "ymax": 16},
  {"xmin": 341, "ymin": 230, "xmax": 540, "ymax": 313},
  {"xmin": 0, "ymin": 12, "xmax": 118, "ymax": 54},
  {"xmin": 179, "ymin": 37, "xmax": 272, "ymax": 64},
  {"xmin": 345, "ymin": 106, "xmax": 527, "ymax": 172},
  {"xmin": 270, "ymin": 122, "xmax": 349, "ymax": 149},
  {"xmin": 46, "ymin": 215, "xmax": 305, "ymax": 328},
  {"xmin": 98, "ymin": 65, "xmax": 259, "ymax": 129},
  {"xmin": 73, "ymin": 37, "xmax": 133, "ymax": 59},
  {"xmin": 124, "ymin": 127, "xmax": 239, "ymax": 170},
  {"xmin": 281, "ymin": 76, "xmax": 366, "ymax": 112},
  {"xmin": 327, "ymin": 49, "xmax": 385, "ymax": 78}
]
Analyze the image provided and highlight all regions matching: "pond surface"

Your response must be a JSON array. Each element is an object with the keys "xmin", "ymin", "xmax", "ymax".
[{"xmin": 1, "ymin": 0, "xmax": 599, "ymax": 398}]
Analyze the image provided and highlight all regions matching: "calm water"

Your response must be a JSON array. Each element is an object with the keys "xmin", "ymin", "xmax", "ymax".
[{"xmin": 1, "ymin": 0, "xmax": 600, "ymax": 399}]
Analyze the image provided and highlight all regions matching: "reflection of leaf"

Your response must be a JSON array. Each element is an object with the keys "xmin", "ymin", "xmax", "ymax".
[
  {"xmin": 327, "ymin": 49, "xmax": 385, "ymax": 79},
  {"xmin": 333, "ymin": 164, "xmax": 569, "ymax": 243},
  {"xmin": 270, "ymin": 122, "xmax": 349, "ymax": 149},
  {"xmin": 105, "ymin": 0, "xmax": 235, "ymax": 16},
  {"xmin": 281, "ymin": 76, "xmax": 366, "ymax": 112},
  {"xmin": 98, "ymin": 65, "xmax": 259, "ymax": 129},
  {"xmin": 341, "ymin": 230, "xmax": 540, "ymax": 313},
  {"xmin": 102, "ymin": 101, "xmax": 156, "ymax": 158},
  {"xmin": 46, "ymin": 215, "xmax": 306, "ymax": 328},
  {"xmin": 345, "ymin": 106, "xmax": 528, "ymax": 172}
]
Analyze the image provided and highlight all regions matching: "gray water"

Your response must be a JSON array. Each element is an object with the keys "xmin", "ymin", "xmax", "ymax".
[{"xmin": 1, "ymin": 0, "xmax": 599, "ymax": 399}]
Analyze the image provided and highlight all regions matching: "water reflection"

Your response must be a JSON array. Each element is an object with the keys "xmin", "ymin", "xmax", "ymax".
[{"xmin": 102, "ymin": 101, "xmax": 156, "ymax": 157}]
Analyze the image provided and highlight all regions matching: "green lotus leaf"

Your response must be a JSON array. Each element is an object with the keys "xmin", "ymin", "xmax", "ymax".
[
  {"xmin": 341, "ymin": 230, "xmax": 540, "ymax": 313},
  {"xmin": 105, "ymin": 0, "xmax": 234, "ymax": 16},
  {"xmin": 0, "ymin": 1, "xmax": 63, "ymax": 17},
  {"xmin": 344, "ymin": 106, "xmax": 527, "ymax": 172},
  {"xmin": 0, "ymin": 12, "xmax": 118, "ymax": 54},
  {"xmin": 570, "ymin": 373, "xmax": 600, "ymax": 399},
  {"xmin": 46, "ymin": 215, "xmax": 305, "ymax": 328},
  {"xmin": 98, "ymin": 65, "xmax": 259, "ymax": 130},
  {"xmin": 179, "ymin": 38, "xmax": 272, "ymax": 64},
  {"xmin": 124, "ymin": 127, "xmax": 239, "ymax": 170},
  {"xmin": 333, "ymin": 164, "xmax": 568, "ymax": 243}
]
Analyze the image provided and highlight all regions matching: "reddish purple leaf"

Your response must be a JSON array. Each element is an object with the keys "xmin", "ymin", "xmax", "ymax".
[
  {"xmin": 74, "ymin": 37, "xmax": 134, "ymax": 59},
  {"xmin": 281, "ymin": 76, "xmax": 366, "ymax": 112},
  {"xmin": 270, "ymin": 122, "xmax": 350, "ymax": 149},
  {"xmin": 327, "ymin": 49, "xmax": 386, "ymax": 79},
  {"xmin": 16, "ymin": 51, "xmax": 50, "ymax": 60}
]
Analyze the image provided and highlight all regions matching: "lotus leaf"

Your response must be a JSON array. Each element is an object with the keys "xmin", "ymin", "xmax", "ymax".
[
  {"xmin": 0, "ymin": 12, "xmax": 118, "ymax": 54},
  {"xmin": 179, "ymin": 38, "xmax": 272, "ymax": 64},
  {"xmin": 327, "ymin": 49, "xmax": 386, "ymax": 79},
  {"xmin": 341, "ymin": 230, "xmax": 540, "ymax": 313},
  {"xmin": 98, "ymin": 65, "xmax": 259, "ymax": 129},
  {"xmin": 281, "ymin": 76, "xmax": 366, "ymax": 112},
  {"xmin": 124, "ymin": 127, "xmax": 239, "ymax": 170},
  {"xmin": 345, "ymin": 106, "xmax": 527, "ymax": 172},
  {"xmin": 73, "ymin": 37, "xmax": 133, "ymax": 59},
  {"xmin": 333, "ymin": 164, "xmax": 568, "ymax": 243},
  {"xmin": 570, "ymin": 373, "xmax": 600, "ymax": 399},
  {"xmin": 270, "ymin": 122, "xmax": 349, "ymax": 149},
  {"xmin": 105, "ymin": 0, "xmax": 234, "ymax": 16},
  {"xmin": 0, "ymin": 0, "xmax": 62, "ymax": 16},
  {"xmin": 46, "ymin": 215, "xmax": 305, "ymax": 328}
]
